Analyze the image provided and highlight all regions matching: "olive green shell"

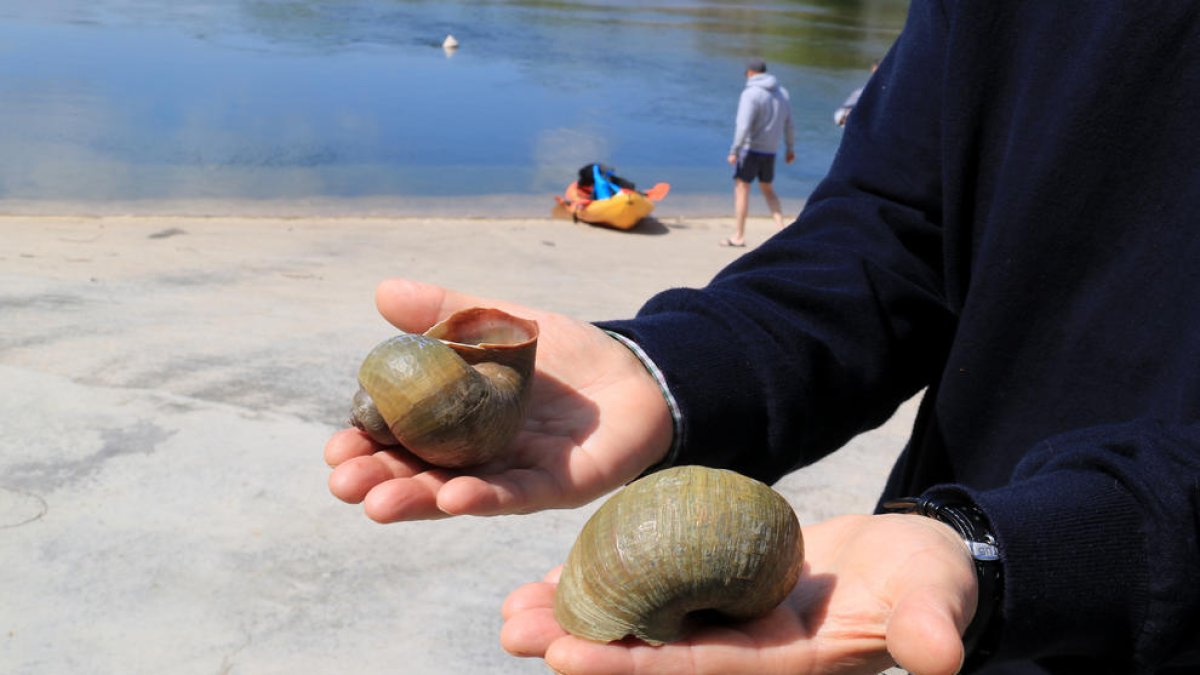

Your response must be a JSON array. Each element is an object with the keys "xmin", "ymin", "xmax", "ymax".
[
  {"xmin": 347, "ymin": 307, "xmax": 538, "ymax": 468},
  {"xmin": 554, "ymin": 465, "xmax": 804, "ymax": 645}
]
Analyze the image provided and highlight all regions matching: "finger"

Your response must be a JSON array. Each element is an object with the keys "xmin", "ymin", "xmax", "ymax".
[
  {"xmin": 327, "ymin": 451, "xmax": 426, "ymax": 503},
  {"xmin": 324, "ymin": 428, "xmax": 376, "ymax": 467},
  {"xmin": 549, "ymin": 633, "xmax": 799, "ymax": 675},
  {"xmin": 374, "ymin": 278, "xmax": 455, "ymax": 332},
  {"xmin": 501, "ymin": 577, "xmax": 645, "ymax": 672},
  {"xmin": 375, "ymin": 277, "xmax": 544, "ymax": 334},
  {"xmin": 435, "ymin": 435, "xmax": 621, "ymax": 517},
  {"xmin": 500, "ymin": 580, "xmax": 556, "ymax": 620},
  {"xmin": 501, "ymin": 606, "xmax": 568, "ymax": 658},
  {"xmin": 522, "ymin": 600, "xmax": 786, "ymax": 674},
  {"xmin": 500, "ymin": 580, "xmax": 570, "ymax": 658},
  {"xmin": 374, "ymin": 278, "xmax": 508, "ymax": 332},
  {"xmin": 360, "ymin": 471, "xmax": 455, "ymax": 522},
  {"xmin": 435, "ymin": 468, "xmax": 576, "ymax": 516},
  {"xmin": 547, "ymin": 613, "xmax": 824, "ymax": 675},
  {"xmin": 887, "ymin": 585, "xmax": 968, "ymax": 675},
  {"xmin": 543, "ymin": 637, "xmax": 640, "ymax": 675}
]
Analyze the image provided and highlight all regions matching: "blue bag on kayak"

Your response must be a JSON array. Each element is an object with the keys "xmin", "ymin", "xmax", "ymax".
[{"xmin": 592, "ymin": 164, "xmax": 621, "ymax": 200}]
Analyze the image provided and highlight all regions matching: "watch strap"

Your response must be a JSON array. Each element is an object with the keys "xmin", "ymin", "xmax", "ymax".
[{"xmin": 883, "ymin": 490, "xmax": 1003, "ymax": 665}]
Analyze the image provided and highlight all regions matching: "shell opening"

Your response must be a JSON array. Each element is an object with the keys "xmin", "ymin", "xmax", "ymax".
[{"xmin": 347, "ymin": 307, "xmax": 539, "ymax": 468}]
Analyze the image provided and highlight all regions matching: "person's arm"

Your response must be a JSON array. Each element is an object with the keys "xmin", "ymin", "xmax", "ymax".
[
  {"xmin": 609, "ymin": 0, "xmax": 1200, "ymax": 667},
  {"xmin": 784, "ymin": 96, "xmax": 796, "ymax": 161},
  {"xmin": 959, "ymin": 421, "xmax": 1200, "ymax": 669},
  {"xmin": 729, "ymin": 89, "xmax": 756, "ymax": 156},
  {"xmin": 602, "ymin": 0, "xmax": 952, "ymax": 486}
]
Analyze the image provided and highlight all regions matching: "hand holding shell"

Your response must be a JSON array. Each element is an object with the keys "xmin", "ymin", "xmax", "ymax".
[
  {"xmin": 343, "ymin": 305, "xmax": 803, "ymax": 647},
  {"xmin": 554, "ymin": 465, "xmax": 804, "ymax": 645},
  {"xmin": 347, "ymin": 307, "xmax": 539, "ymax": 468}
]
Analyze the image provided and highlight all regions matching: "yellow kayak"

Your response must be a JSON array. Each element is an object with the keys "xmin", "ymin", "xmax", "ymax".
[{"xmin": 556, "ymin": 182, "xmax": 670, "ymax": 230}]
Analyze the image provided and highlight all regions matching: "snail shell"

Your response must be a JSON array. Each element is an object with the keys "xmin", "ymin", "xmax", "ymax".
[
  {"xmin": 554, "ymin": 465, "xmax": 804, "ymax": 645},
  {"xmin": 347, "ymin": 307, "xmax": 538, "ymax": 468}
]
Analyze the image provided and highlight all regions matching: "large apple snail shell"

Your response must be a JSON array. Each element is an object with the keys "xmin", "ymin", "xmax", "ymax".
[
  {"xmin": 554, "ymin": 465, "xmax": 804, "ymax": 645},
  {"xmin": 347, "ymin": 307, "xmax": 538, "ymax": 468}
]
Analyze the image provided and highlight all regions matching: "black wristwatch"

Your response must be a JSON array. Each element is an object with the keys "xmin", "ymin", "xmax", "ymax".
[{"xmin": 883, "ymin": 490, "xmax": 1003, "ymax": 665}]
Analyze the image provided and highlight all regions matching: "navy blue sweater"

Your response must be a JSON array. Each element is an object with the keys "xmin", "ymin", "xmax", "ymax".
[{"xmin": 603, "ymin": 1, "xmax": 1200, "ymax": 671}]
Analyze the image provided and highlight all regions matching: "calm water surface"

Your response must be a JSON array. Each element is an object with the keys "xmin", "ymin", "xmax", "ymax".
[{"xmin": 0, "ymin": 1, "xmax": 908, "ymax": 211}]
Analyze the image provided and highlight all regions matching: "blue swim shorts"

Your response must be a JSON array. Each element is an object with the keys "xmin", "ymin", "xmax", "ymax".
[{"xmin": 733, "ymin": 150, "xmax": 776, "ymax": 184}]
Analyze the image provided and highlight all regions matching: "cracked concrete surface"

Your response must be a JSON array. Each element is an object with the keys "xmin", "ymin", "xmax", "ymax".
[{"xmin": 0, "ymin": 215, "xmax": 915, "ymax": 674}]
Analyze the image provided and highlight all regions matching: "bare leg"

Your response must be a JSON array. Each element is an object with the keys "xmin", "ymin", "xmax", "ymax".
[
  {"xmin": 730, "ymin": 179, "xmax": 751, "ymax": 245},
  {"xmin": 759, "ymin": 181, "xmax": 786, "ymax": 229}
]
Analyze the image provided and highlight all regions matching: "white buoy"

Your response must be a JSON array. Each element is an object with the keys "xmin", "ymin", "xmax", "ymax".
[{"xmin": 442, "ymin": 34, "xmax": 459, "ymax": 49}]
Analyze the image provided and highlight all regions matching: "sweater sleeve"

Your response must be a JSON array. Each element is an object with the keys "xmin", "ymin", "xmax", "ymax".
[
  {"xmin": 601, "ymin": 0, "xmax": 955, "ymax": 484},
  {"xmin": 955, "ymin": 421, "xmax": 1200, "ymax": 671},
  {"xmin": 597, "ymin": 1, "xmax": 1200, "ymax": 669},
  {"xmin": 729, "ymin": 89, "xmax": 755, "ymax": 155},
  {"xmin": 784, "ymin": 95, "xmax": 795, "ymax": 154}
]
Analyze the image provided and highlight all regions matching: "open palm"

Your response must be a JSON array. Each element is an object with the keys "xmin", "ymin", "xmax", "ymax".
[
  {"xmin": 324, "ymin": 278, "xmax": 673, "ymax": 521},
  {"xmin": 501, "ymin": 515, "xmax": 978, "ymax": 675}
]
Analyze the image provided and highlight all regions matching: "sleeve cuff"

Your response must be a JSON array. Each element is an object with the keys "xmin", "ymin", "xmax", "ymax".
[
  {"xmin": 603, "ymin": 330, "xmax": 682, "ymax": 476},
  {"xmin": 956, "ymin": 471, "xmax": 1149, "ymax": 663}
]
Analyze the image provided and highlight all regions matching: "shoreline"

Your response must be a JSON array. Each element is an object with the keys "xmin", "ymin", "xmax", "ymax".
[{"xmin": 0, "ymin": 190, "xmax": 805, "ymax": 220}]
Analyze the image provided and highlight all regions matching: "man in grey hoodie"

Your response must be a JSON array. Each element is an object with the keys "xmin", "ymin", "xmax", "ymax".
[{"xmin": 723, "ymin": 58, "xmax": 795, "ymax": 247}]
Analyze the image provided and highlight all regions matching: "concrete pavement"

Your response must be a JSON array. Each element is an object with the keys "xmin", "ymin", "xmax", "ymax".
[{"xmin": 0, "ymin": 214, "xmax": 914, "ymax": 674}]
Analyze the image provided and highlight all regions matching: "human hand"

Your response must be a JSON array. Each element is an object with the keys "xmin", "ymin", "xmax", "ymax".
[
  {"xmin": 786, "ymin": 149, "xmax": 796, "ymax": 164},
  {"xmin": 325, "ymin": 278, "xmax": 674, "ymax": 522},
  {"xmin": 501, "ymin": 514, "xmax": 978, "ymax": 675},
  {"xmin": 727, "ymin": 153, "xmax": 738, "ymax": 166}
]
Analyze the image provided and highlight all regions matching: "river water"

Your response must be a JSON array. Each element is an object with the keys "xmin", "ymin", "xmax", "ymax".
[{"xmin": 0, "ymin": 1, "xmax": 908, "ymax": 213}]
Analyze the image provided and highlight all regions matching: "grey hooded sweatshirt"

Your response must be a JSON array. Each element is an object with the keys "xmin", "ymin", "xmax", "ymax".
[{"xmin": 730, "ymin": 73, "xmax": 795, "ymax": 156}]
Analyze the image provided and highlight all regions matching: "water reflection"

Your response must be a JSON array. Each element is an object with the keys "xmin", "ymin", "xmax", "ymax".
[{"xmin": 0, "ymin": 1, "xmax": 908, "ymax": 210}]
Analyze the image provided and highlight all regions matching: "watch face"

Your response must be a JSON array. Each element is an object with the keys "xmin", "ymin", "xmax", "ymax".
[{"xmin": 966, "ymin": 540, "xmax": 1001, "ymax": 561}]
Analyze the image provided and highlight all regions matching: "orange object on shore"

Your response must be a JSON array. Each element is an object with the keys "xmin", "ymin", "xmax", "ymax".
[{"xmin": 555, "ymin": 181, "xmax": 670, "ymax": 230}]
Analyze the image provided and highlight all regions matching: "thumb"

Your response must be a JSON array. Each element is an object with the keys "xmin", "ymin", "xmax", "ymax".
[
  {"xmin": 375, "ymin": 278, "xmax": 515, "ymax": 333},
  {"xmin": 885, "ymin": 585, "xmax": 969, "ymax": 675},
  {"xmin": 375, "ymin": 278, "xmax": 453, "ymax": 332},
  {"xmin": 375, "ymin": 278, "xmax": 547, "ymax": 336}
]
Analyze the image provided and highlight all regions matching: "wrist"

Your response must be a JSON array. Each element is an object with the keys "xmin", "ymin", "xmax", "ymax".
[
  {"xmin": 602, "ymin": 330, "xmax": 680, "ymax": 476},
  {"xmin": 883, "ymin": 490, "xmax": 1003, "ymax": 665}
]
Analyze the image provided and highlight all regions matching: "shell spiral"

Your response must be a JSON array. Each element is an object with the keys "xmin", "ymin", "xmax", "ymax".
[
  {"xmin": 347, "ymin": 307, "xmax": 538, "ymax": 468},
  {"xmin": 553, "ymin": 465, "xmax": 804, "ymax": 645}
]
